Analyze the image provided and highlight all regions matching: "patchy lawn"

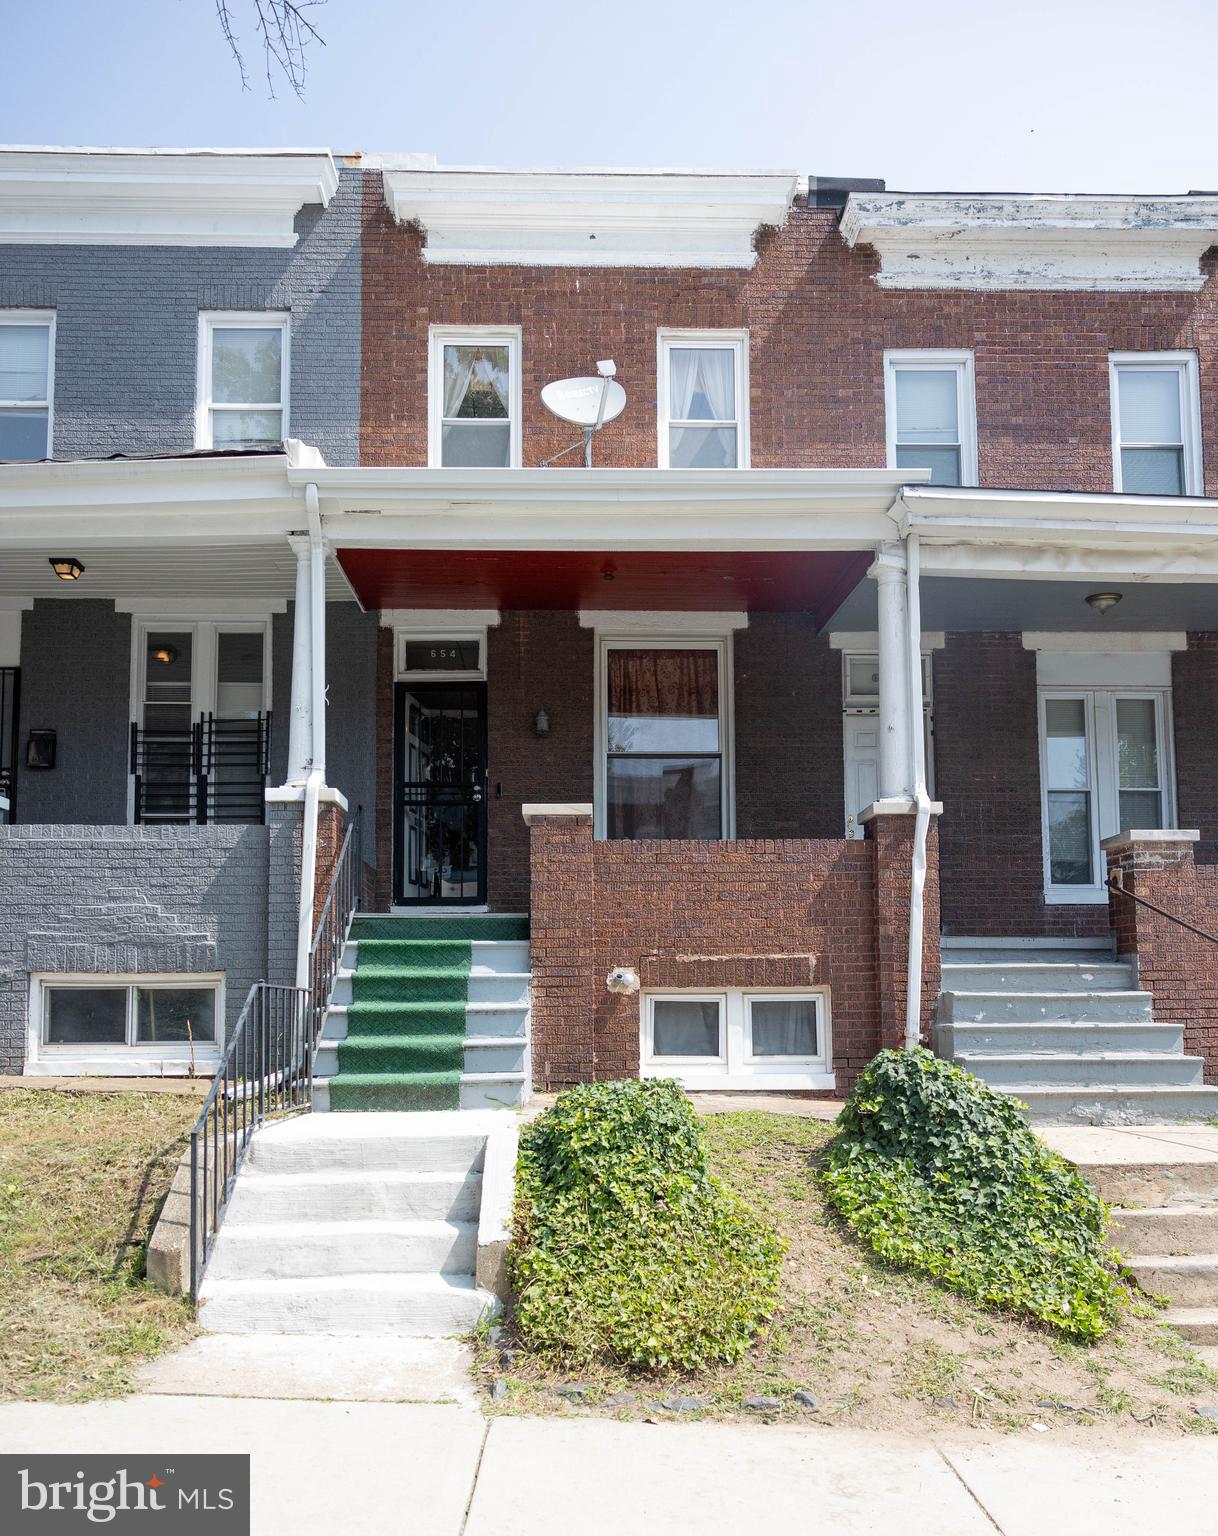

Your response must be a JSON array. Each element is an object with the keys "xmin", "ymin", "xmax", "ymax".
[
  {"xmin": 0, "ymin": 1089, "xmax": 198, "ymax": 1401},
  {"xmin": 476, "ymin": 1111, "xmax": 1218, "ymax": 1439}
]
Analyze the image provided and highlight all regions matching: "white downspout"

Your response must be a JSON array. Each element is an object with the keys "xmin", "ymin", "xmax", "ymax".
[
  {"xmin": 294, "ymin": 481, "xmax": 326, "ymax": 991},
  {"xmin": 903, "ymin": 529, "xmax": 933, "ymax": 1050}
]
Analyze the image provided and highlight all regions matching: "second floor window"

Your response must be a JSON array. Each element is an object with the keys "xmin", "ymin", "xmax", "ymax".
[
  {"xmin": 658, "ymin": 331, "xmax": 748, "ymax": 469},
  {"xmin": 1110, "ymin": 353, "xmax": 1201, "ymax": 496},
  {"xmin": 429, "ymin": 326, "xmax": 521, "ymax": 467},
  {"xmin": 197, "ymin": 313, "xmax": 289, "ymax": 450},
  {"xmin": 0, "ymin": 311, "xmax": 54, "ymax": 461},
  {"xmin": 885, "ymin": 350, "xmax": 977, "ymax": 487}
]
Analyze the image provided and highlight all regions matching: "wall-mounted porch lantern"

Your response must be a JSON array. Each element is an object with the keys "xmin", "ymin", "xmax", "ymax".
[
  {"xmin": 534, "ymin": 708, "xmax": 551, "ymax": 737},
  {"xmin": 1085, "ymin": 591, "xmax": 1123, "ymax": 615},
  {"xmin": 48, "ymin": 556, "xmax": 85, "ymax": 582}
]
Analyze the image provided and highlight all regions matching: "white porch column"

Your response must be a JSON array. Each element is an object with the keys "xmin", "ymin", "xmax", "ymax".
[
  {"xmin": 285, "ymin": 535, "xmax": 313, "ymax": 784},
  {"xmin": 870, "ymin": 543, "xmax": 912, "ymax": 802}
]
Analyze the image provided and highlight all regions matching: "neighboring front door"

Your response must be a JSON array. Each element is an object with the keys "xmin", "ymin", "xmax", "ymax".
[{"xmin": 394, "ymin": 681, "xmax": 488, "ymax": 905}]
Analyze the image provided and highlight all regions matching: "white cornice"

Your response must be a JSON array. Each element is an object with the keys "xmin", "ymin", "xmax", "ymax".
[
  {"xmin": 381, "ymin": 167, "xmax": 799, "ymax": 268},
  {"xmin": 0, "ymin": 148, "xmax": 339, "ymax": 247},
  {"xmin": 840, "ymin": 192, "xmax": 1218, "ymax": 291}
]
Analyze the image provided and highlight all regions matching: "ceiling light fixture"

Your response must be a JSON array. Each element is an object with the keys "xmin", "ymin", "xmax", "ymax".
[
  {"xmin": 1085, "ymin": 591, "xmax": 1123, "ymax": 615},
  {"xmin": 48, "ymin": 556, "xmax": 85, "ymax": 582}
]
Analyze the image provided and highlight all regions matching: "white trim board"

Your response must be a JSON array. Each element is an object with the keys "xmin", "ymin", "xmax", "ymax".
[
  {"xmin": 579, "ymin": 610, "xmax": 748, "ymax": 633},
  {"xmin": 829, "ymin": 630, "xmax": 945, "ymax": 652},
  {"xmin": 379, "ymin": 608, "xmax": 502, "ymax": 629}
]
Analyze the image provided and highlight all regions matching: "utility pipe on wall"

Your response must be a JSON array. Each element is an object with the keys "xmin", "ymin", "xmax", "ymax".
[
  {"xmin": 293, "ymin": 482, "xmax": 327, "ymax": 992},
  {"xmin": 903, "ymin": 529, "xmax": 933, "ymax": 1051}
]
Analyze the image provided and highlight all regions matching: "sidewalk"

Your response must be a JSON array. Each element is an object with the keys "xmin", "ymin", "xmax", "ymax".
[{"xmin": 0, "ymin": 1391, "xmax": 1210, "ymax": 1535}]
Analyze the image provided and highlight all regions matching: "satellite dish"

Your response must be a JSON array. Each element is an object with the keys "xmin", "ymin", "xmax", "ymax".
[{"xmin": 541, "ymin": 375, "xmax": 627, "ymax": 427}]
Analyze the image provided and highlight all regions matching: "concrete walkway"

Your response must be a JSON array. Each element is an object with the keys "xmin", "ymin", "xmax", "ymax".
[{"xmin": 0, "ymin": 1390, "xmax": 1210, "ymax": 1536}]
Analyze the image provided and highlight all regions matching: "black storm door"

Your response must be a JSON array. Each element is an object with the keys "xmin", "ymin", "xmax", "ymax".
[{"xmin": 393, "ymin": 682, "xmax": 488, "ymax": 905}]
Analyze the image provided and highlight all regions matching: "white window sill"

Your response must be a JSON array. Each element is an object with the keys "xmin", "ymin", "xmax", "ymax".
[
  {"xmin": 1043, "ymin": 887, "xmax": 1110, "ymax": 906},
  {"xmin": 642, "ymin": 1066, "xmax": 836, "ymax": 1092},
  {"xmin": 26, "ymin": 1054, "xmax": 220, "ymax": 1078}
]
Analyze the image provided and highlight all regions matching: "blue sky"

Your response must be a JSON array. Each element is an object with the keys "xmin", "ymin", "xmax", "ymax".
[{"xmin": 5, "ymin": 0, "xmax": 1218, "ymax": 191}]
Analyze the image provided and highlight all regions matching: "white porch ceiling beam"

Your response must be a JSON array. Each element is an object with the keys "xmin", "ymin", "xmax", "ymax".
[{"xmin": 918, "ymin": 542, "xmax": 1218, "ymax": 583}]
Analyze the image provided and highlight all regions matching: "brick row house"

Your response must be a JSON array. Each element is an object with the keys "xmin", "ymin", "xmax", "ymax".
[{"xmin": 4, "ymin": 148, "xmax": 1218, "ymax": 1122}]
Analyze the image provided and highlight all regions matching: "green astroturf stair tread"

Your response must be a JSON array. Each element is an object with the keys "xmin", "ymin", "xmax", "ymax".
[
  {"xmin": 326, "ymin": 914, "xmax": 530, "ymax": 1112},
  {"xmin": 350, "ymin": 915, "xmax": 529, "ymax": 941}
]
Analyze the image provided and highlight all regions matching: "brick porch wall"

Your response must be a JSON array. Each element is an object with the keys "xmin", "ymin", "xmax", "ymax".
[
  {"xmin": 934, "ymin": 632, "xmax": 1108, "ymax": 939},
  {"xmin": 527, "ymin": 812, "xmax": 939, "ymax": 1093},
  {"xmin": 1106, "ymin": 835, "xmax": 1218, "ymax": 1082}
]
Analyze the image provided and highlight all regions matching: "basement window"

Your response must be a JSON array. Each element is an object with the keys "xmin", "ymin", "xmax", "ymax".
[
  {"xmin": 29, "ymin": 975, "xmax": 224, "ymax": 1077},
  {"xmin": 1109, "ymin": 353, "xmax": 1201, "ymax": 496},
  {"xmin": 641, "ymin": 988, "xmax": 832, "ymax": 1090}
]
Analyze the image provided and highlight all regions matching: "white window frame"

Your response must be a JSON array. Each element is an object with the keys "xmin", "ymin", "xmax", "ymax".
[
  {"xmin": 1108, "ymin": 351, "xmax": 1202, "ymax": 496},
  {"xmin": 641, "ymin": 988, "xmax": 833, "ymax": 1090},
  {"xmin": 884, "ymin": 349, "xmax": 977, "ymax": 487},
  {"xmin": 594, "ymin": 632, "xmax": 735, "ymax": 841},
  {"xmin": 26, "ymin": 972, "xmax": 225, "ymax": 1077},
  {"xmin": 0, "ymin": 309, "xmax": 55, "ymax": 459},
  {"xmin": 428, "ymin": 324, "xmax": 522, "ymax": 469},
  {"xmin": 1038, "ymin": 686, "xmax": 1177, "ymax": 903},
  {"xmin": 195, "ymin": 311, "xmax": 290, "ymax": 450},
  {"xmin": 127, "ymin": 615, "xmax": 273, "ymax": 825},
  {"xmin": 394, "ymin": 626, "xmax": 487, "ymax": 681},
  {"xmin": 657, "ymin": 328, "xmax": 750, "ymax": 469}
]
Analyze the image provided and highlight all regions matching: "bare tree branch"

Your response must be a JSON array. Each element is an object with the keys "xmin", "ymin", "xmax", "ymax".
[{"xmin": 215, "ymin": 0, "xmax": 327, "ymax": 100}]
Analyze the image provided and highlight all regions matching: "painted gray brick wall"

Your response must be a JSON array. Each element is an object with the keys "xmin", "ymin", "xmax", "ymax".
[
  {"xmin": 271, "ymin": 600, "xmax": 378, "ymax": 844},
  {"xmin": 18, "ymin": 599, "xmax": 131, "ymax": 824},
  {"xmin": 0, "ymin": 166, "xmax": 362, "ymax": 466},
  {"xmin": 0, "ymin": 823, "xmax": 269, "ymax": 1073}
]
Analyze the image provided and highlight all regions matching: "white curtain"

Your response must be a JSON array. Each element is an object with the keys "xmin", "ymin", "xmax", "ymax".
[
  {"xmin": 0, "ymin": 324, "xmax": 49, "ymax": 402},
  {"xmin": 1119, "ymin": 369, "xmax": 1181, "ymax": 444},
  {"xmin": 751, "ymin": 1000, "xmax": 816, "ymax": 1056},
  {"xmin": 669, "ymin": 347, "xmax": 735, "ymax": 422},
  {"xmin": 443, "ymin": 346, "xmax": 509, "ymax": 419}
]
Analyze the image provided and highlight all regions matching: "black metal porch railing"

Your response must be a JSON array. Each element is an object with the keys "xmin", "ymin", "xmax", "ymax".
[
  {"xmin": 307, "ymin": 805, "xmax": 364, "ymax": 1082},
  {"xmin": 188, "ymin": 981, "xmax": 310, "ymax": 1299},
  {"xmin": 1106, "ymin": 871, "xmax": 1218, "ymax": 947},
  {"xmin": 187, "ymin": 805, "xmax": 364, "ymax": 1302},
  {"xmin": 131, "ymin": 711, "xmax": 272, "ymax": 826}
]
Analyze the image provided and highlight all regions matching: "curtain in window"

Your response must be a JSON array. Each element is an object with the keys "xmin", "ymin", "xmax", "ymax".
[
  {"xmin": 669, "ymin": 347, "xmax": 734, "ymax": 422},
  {"xmin": 607, "ymin": 648, "xmax": 718, "ymax": 721},
  {"xmin": 443, "ymin": 346, "xmax": 509, "ymax": 419}
]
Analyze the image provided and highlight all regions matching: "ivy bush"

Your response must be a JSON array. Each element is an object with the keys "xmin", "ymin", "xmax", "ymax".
[
  {"xmin": 509, "ymin": 1078, "xmax": 784, "ymax": 1369},
  {"xmin": 823, "ymin": 1049, "xmax": 1127, "ymax": 1341}
]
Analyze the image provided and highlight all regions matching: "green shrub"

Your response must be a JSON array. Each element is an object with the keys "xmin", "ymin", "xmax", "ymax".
[
  {"xmin": 822, "ymin": 1048, "xmax": 1127, "ymax": 1341},
  {"xmin": 509, "ymin": 1078, "xmax": 784, "ymax": 1369}
]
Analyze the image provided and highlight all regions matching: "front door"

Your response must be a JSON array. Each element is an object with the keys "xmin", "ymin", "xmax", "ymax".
[{"xmin": 393, "ymin": 682, "xmax": 488, "ymax": 905}]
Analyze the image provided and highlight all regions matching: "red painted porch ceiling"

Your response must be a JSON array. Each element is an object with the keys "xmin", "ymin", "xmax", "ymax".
[{"xmin": 337, "ymin": 549, "xmax": 871, "ymax": 621}]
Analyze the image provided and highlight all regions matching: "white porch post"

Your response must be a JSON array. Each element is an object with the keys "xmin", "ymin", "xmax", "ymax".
[
  {"xmin": 870, "ymin": 542, "xmax": 912, "ymax": 802},
  {"xmin": 285, "ymin": 535, "xmax": 313, "ymax": 783}
]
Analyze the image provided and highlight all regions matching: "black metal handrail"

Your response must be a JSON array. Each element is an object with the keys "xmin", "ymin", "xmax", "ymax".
[
  {"xmin": 307, "ymin": 806, "xmax": 364, "ymax": 1081},
  {"xmin": 131, "ymin": 711, "xmax": 272, "ymax": 826},
  {"xmin": 1106, "ymin": 871, "xmax": 1218, "ymax": 947},
  {"xmin": 188, "ymin": 980, "xmax": 311, "ymax": 1299}
]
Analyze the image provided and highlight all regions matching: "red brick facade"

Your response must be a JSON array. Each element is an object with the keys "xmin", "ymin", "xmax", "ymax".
[
  {"xmin": 359, "ymin": 172, "xmax": 1218, "ymax": 492},
  {"xmin": 1106, "ymin": 836, "xmax": 1218, "ymax": 1082},
  {"xmin": 526, "ymin": 810, "xmax": 939, "ymax": 1092}
]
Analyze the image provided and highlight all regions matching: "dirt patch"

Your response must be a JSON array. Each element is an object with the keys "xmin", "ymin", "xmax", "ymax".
[
  {"xmin": 0, "ymin": 1088, "xmax": 198, "ymax": 1401},
  {"xmin": 476, "ymin": 1112, "xmax": 1218, "ymax": 1442}
]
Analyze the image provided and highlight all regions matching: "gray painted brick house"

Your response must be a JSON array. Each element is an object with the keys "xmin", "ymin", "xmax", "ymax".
[{"xmin": 0, "ymin": 148, "xmax": 374, "ymax": 1076}]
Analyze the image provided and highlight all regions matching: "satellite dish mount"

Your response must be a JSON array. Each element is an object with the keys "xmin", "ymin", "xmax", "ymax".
[{"xmin": 540, "ymin": 360, "xmax": 627, "ymax": 467}]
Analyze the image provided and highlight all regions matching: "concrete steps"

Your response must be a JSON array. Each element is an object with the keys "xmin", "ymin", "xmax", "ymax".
[
  {"xmin": 198, "ymin": 1112, "xmax": 506, "ymax": 1336},
  {"xmin": 1044, "ymin": 1125, "xmax": 1218, "ymax": 1351},
  {"xmin": 937, "ymin": 937, "xmax": 1218, "ymax": 1124}
]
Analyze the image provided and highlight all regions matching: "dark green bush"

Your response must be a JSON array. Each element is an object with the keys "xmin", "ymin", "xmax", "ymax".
[
  {"xmin": 509, "ymin": 1078, "xmax": 784, "ymax": 1369},
  {"xmin": 823, "ymin": 1048, "xmax": 1127, "ymax": 1341}
]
